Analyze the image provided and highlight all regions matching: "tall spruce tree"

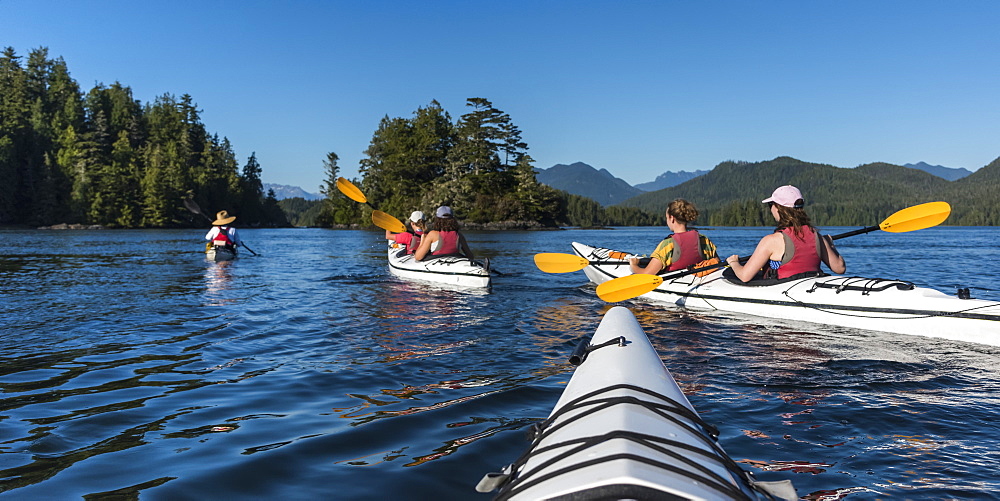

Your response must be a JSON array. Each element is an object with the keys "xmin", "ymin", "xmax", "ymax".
[{"xmin": 238, "ymin": 151, "xmax": 264, "ymax": 224}]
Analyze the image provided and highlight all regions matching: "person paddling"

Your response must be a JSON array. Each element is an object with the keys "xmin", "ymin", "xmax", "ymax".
[
  {"xmin": 386, "ymin": 211, "xmax": 426, "ymax": 255},
  {"xmin": 629, "ymin": 199, "xmax": 719, "ymax": 275},
  {"xmin": 726, "ymin": 185, "xmax": 845, "ymax": 282},
  {"xmin": 413, "ymin": 206, "xmax": 474, "ymax": 261},
  {"xmin": 205, "ymin": 210, "xmax": 242, "ymax": 254}
]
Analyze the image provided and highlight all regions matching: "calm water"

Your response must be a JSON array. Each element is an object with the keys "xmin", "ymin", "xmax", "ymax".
[{"xmin": 2, "ymin": 226, "xmax": 999, "ymax": 500}]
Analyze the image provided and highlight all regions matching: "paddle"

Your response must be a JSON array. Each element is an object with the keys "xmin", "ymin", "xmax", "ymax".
[
  {"xmin": 335, "ymin": 177, "xmax": 408, "ymax": 233},
  {"xmin": 371, "ymin": 209, "xmax": 408, "ymax": 234},
  {"xmin": 595, "ymin": 201, "xmax": 952, "ymax": 303},
  {"xmin": 182, "ymin": 198, "xmax": 258, "ymax": 256},
  {"xmin": 534, "ymin": 251, "xmax": 633, "ymax": 273}
]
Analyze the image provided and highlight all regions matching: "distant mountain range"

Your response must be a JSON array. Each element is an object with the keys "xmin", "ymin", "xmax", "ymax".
[
  {"xmin": 903, "ymin": 162, "xmax": 972, "ymax": 181},
  {"xmin": 633, "ymin": 170, "xmax": 710, "ymax": 191},
  {"xmin": 534, "ymin": 162, "xmax": 644, "ymax": 206},
  {"xmin": 265, "ymin": 159, "xmax": 978, "ymax": 212},
  {"xmin": 264, "ymin": 183, "xmax": 322, "ymax": 200},
  {"xmin": 618, "ymin": 156, "xmax": 999, "ymax": 226},
  {"xmin": 534, "ymin": 160, "xmax": 978, "ymax": 210}
]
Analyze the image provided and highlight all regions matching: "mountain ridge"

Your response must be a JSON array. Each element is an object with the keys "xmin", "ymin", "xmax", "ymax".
[
  {"xmin": 903, "ymin": 162, "xmax": 972, "ymax": 181},
  {"xmin": 534, "ymin": 162, "xmax": 644, "ymax": 206},
  {"xmin": 264, "ymin": 183, "xmax": 322, "ymax": 200}
]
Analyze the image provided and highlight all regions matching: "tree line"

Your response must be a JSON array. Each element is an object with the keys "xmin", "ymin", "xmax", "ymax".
[
  {"xmin": 0, "ymin": 47, "xmax": 287, "ymax": 228},
  {"xmin": 311, "ymin": 98, "xmax": 661, "ymax": 229},
  {"xmin": 623, "ymin": 156, "xmax": 1000, "ymax": 227}
]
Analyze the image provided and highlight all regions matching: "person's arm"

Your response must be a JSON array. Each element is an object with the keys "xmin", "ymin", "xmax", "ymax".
[
  {"xmin": 727, "ymin": 234, "xmax": 779, "ymax": 282},
  {"xmin": 459, "ymin": 234, "xmax": 474, "ymax": 260},
  {"xmin": 631, "ymin": 238, "xmax": 671, "ymax": 274},
  {"xmin": 386, "ymin": 229, "xmax": 396, "ymax": 241},
  {"xmin": 629, "ymin": 257, "xmax": 663, "ymax": 275},
  {"xmin": 205, "ymin": 227, "xmax": 218, "ymax": 240},
  {"xmin": 819, "ymin": 234, "xmax": 846, "ymax": 274},
  {"xmin": 230, "ymin": 228, "xmax": 241, "ymax": 246},
  {"xmin": 413, "ymin": 231, "xmax": 435, "ymax": 261}
]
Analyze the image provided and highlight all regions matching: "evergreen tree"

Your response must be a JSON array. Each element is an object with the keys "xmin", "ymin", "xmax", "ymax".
[
  {"xmin": 317, "ymin": 151, "xmax": 360, "ymax": 226},
  {"xmin": 238, "ymin": 151, "xmax": 264, "ymax": 224}
]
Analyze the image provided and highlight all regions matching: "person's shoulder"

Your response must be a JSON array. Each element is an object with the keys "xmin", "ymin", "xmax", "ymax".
[{"xmin": 760, "ymin": 232, "xmax": 783, "ymax": 245}]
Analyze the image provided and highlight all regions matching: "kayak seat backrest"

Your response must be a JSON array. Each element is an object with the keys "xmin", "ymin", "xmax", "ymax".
[{"xmin": 722, "ymin": 267, "xmax": 824, "ymax": 287}]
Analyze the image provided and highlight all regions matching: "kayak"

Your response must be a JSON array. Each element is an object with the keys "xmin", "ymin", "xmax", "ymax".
[
  {"xmin": 572, "ymin": 242, "xmax": 1000, "ymax": 346},
  {"xmin": 206, "ymin": 246, "xmax": 236, "ymax": 262},
  {"xmin": 476, "ymin": 306, "xmax": 795, "ymax": 500},
  {"xmin": 386, "ymin": 243, "xmax": 491, "ymax": 288}
]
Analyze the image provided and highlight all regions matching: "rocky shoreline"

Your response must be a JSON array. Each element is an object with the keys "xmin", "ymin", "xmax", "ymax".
[{"xmin": 38, "ymin": 223, "xmax": 106, "ymax": 230}]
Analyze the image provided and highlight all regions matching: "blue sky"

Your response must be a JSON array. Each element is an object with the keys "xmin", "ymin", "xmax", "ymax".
[{"xmin": 4, "ymin": 1, "xmax": 999, "ymax": 193}]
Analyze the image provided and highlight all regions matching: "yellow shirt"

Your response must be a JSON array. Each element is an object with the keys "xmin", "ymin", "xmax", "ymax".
[{"xmin": 649, "ymin": 233, "xmax": 718, "ymax": 272}]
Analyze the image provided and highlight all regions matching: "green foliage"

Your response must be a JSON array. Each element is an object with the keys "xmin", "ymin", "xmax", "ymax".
[
  {"xmin": 316, "ymin": 151, "xmax": 361, "ymax": 226},
  {"xmin": 557, "ymin": 191, "xmax": 660, "ymax": 227},
  {"xmin": 621, "ymin": 156, "xmax": 1000, "ymax": 226},
  {"xmin": 278, "ymin": 197, "xmax": 323, "ymax": 226},
  {"xmin": 0, "ymin": 47, "xmax": 287, "ymax": 227},
  {"xmin": 349, "ymin": 97, "xmax": 650, "ymax": 228}
]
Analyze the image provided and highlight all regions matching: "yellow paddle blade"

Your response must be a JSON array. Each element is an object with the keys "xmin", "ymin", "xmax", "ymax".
[
  {"xmin": 879, "ymin": 201, "xmax": 951, "ymax": 233},
  {"xmin": 596, "ymin": 274, "xmax": 663, "ymax": 303},
  {"xmin": 534, "ymin": 253, "xmax": 590, "ymax": 273},
  {"xmin": 336, "ymin": 177, "xmax": 367, "ymax": 204},
  {"xmin": 372, "ymin": 210, "xmax": 407, "ymax": 233}
]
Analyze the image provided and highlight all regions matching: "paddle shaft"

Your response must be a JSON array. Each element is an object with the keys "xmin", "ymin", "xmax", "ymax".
[{"xmin": 241, "ymin": 242, "xmax": 258, "ymax": 256}]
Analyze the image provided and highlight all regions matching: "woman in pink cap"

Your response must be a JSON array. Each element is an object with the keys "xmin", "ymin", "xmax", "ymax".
[
  {"xmin": 413, "ymin": 206, "xmax": 474, "ymax": 261},
  {"xmin": 386, "ymin": 210, "xmax": 426, "ymax": 254},
  {"xmin": 726, "ymin": 185, "xmax": 845, "ymax": 282}
]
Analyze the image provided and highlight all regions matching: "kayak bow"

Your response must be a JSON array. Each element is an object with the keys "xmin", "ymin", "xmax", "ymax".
[{"xmin": 477, "ymin": 306, "xmax": 795, "ymax": 500}]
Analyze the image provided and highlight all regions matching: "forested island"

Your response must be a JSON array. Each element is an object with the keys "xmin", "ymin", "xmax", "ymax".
[{"xmin": 3, "ymin": 47, "xmax": 998, "ymax": 230}]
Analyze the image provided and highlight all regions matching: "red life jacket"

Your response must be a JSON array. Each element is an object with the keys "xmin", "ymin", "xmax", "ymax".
[
  {"xmin": 664, "ymin": 230, "xmax": 703, "ymax": 271},
  {"xmin": 396, "ymin": 232, "xmax": 421, "ymax": 254},
  {"xmin": 431, "ymin": 230, "xmax": 460, "ymax": 255},
  {"xmin": 777, "ymin": 226, "xmax": 821, "ymax": 279},
  {"xmin": 213, "ymin": 226, "xmax": 233, "ymax": 247}
]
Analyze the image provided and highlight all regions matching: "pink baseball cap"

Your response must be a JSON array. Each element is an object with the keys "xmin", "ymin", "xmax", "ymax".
[{"xmin": 762, "ymin": 185, "xmax": 804, "ymax": 208}]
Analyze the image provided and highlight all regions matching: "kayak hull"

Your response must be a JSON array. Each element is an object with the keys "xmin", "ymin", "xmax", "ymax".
[
  {"xmin": 206, "ymin": 246, "xmax": 236, "ymax": 262},
  {"xmin": 573, "ymin": 242, "xmax": 1000, "ymax": 346},
  {"xmin": 386, "ymin": 244, "xmax": 490, "ymax": 288},
  {"xmin": 480, "ymin": 306, "xmax": 785, "ymax": 500}
]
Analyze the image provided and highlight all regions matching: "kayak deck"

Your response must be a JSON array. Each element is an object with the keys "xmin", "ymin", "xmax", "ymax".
[
  {"xmin": 572, "ymin": 242, "xmax": 1000, "ymax": 346},
  {"xmin": 478, "ymin": 306, "xmax": 792, "ymax": 500},
  {"xmin": 206, "ymin": 246, "xmax": 236, "ymax": 262}
]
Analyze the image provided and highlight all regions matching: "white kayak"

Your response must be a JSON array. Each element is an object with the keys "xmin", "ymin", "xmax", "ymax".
[
  {"xmin": 206, "ymin": 246, "xmax": 236, "ymax": 262},
  {"xmin": 573, "ymin": 242, "xmax": 1000, "ymax": 346},
  {"xmin": 477, "ymin": 306, "xmax": 795, "ymax": 500},
  {"xmin": 386, "ymin": 243, "xmax": 491, "ymax": 288}
]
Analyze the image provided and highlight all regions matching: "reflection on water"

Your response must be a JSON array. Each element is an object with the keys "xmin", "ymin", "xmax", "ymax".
[
  {"xmin": 1, "ymin": 227, "xmax": 1000, "ymax": 498},
  {"xmin": 203, "ymin": 260, "xmax": 235, "ymax": 305}
]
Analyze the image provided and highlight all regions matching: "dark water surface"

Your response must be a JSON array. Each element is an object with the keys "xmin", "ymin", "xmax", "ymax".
[{"xmin": 2, "ymin": 226, "xmax": 999, "ymax": 499}]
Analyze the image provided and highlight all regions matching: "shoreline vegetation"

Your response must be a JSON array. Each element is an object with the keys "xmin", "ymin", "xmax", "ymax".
[
  {"xmin": 4, "ymin": 47, "xmax": 997, "ymax": 231},
  {"xmin": 0, "ymin": 47, "xmax": 656, "ymax": 231}
]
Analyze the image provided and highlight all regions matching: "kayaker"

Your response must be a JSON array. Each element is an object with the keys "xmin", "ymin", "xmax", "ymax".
[
  {"xmin": 629, "ymin": 199, "xmax": 719, "ymax": 275},
  {"xmin": 726, "ymin": 185, "xmax": 846, "ymax": 282},
  {"xmin": 205, "ymin": 210, "xmax": 241, "ymax": 253},
  {"xmin": 413, "ymin": 206, "xmax": 474, "ymax": 261},
  {"xmin": 386, "ymin": 211, "xmax": 426, "ymax": 254}
]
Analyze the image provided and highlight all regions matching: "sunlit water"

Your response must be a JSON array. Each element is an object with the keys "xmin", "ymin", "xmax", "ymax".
[{"xmin": 2, "ymin": 226, "xmax": 999, "ymax": 499}]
